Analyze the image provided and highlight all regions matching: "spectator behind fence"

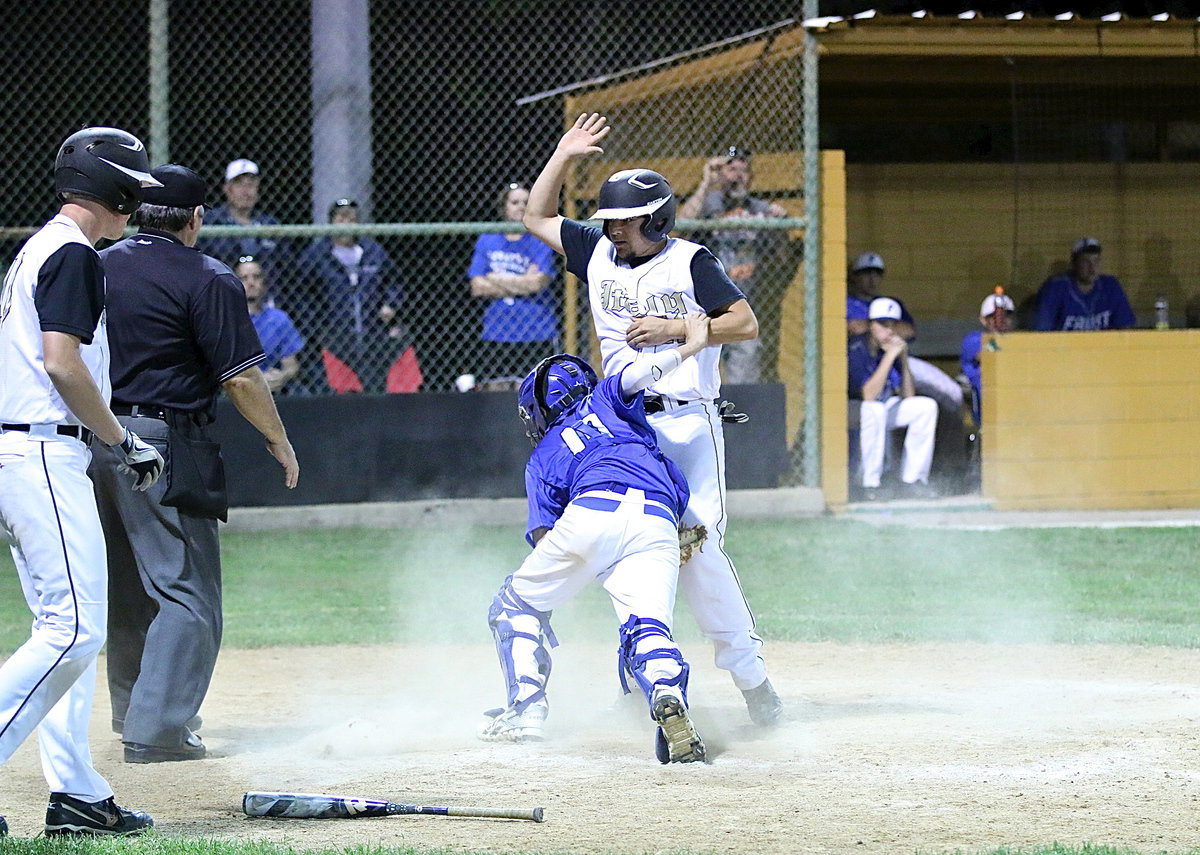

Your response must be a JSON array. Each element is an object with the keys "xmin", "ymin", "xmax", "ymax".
[
  {"xmin": 1034, "ymin": 237, "xmax": 1136, "ymax": 331},
  {"xmin": 298, "ymin": 198, "xmax": 421, "ymax": 394},
  {"xmin": 679, "ymin": 146, "xmax": 787, "ymax": 383},
  {"xmin": 235, "ymin": 256, "xmax": 304, "ymax": 395},
  {"xmin": 846, "ymin": 251, "xmax": 962, "ymax": 411},
  {"xmin": 848, "ymin": 297, "xmax": 938, "ymax": 501},
  {"xmin": 846, "ymin": 252, "xmax": 914, "ymax": 339},
  {"xmin": 196, "ymin": 159, "xmax": 291, "ymax": 287},
  {"xmin": 960, "ymin": 290, "xmax": 1015, "ymax": 427},
  {"xmin": 467, "ymin": 183, "xmax": 559, "ymax": 388}
]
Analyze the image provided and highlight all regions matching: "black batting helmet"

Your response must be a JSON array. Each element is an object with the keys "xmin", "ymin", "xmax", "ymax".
[
  {"xmin": 54, "ymin": 127, "xmax": 159, "ymax": 216},
  {"xmin": 593, "ymin": 169, "xmax": 676, "ymax": 243}
]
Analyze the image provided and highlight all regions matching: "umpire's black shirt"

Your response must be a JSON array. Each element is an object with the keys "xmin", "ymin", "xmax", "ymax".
[{"xmin": 100, "ymin": 229, "xmax": 265, "ymax": 413}]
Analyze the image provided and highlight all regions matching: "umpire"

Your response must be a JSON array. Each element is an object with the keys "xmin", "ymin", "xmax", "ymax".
[{"xmin": 92, "ymin": 164, "xmax": 300, "ymax": 763}]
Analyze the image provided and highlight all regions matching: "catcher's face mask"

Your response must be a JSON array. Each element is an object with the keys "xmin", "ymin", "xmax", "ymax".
[{"xmin": 517, "ymin": 355, "xmax": 598, "ymax": 445}]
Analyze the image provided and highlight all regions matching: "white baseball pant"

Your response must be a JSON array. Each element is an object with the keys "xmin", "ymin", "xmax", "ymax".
[
  {"xmin": 859, "ymin": 395, "xmax": 938, "ymax": 488},
  {"xmin": 649, "ymin": 400, "xmax": 767, "ymax": 692},
  {"xmin": 509, "ymin": 491, "xmax": 685, "ymax": 689},
  {"xmin": 0, "ymin": 430, "xmax": 113, "ymax": 801}
]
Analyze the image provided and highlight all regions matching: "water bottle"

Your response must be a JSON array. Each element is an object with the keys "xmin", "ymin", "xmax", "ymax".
[{"xmin": 1155, "ymin": 296, "xmax": 1169, "ymax": 330}]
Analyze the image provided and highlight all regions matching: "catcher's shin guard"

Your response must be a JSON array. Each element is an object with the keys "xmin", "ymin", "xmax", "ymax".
[
  {"xmin": 617, "ymin": 615, "xmax": 689, "ymax": 706},
  {"xmin": 489, "ymin": 577, "xmax": 558, "ymax": 713}
]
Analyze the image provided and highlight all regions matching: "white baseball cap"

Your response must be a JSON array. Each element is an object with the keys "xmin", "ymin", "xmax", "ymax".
[
  {"xmin": 868, "ymin": 297, "xmax": 903, "ymax": 321},
  {"xmin": 225, "ymin": 159, "xmax": 260, "ymax": 182},
  {"xmin": 980, "ymin": 293, "xmax": 1015, "ymax": 316},
  {"xmin": 851, "ymin": 251, "xmax": 885, "ymax": 274},
  {"xmin": 1071, "ymin": 236, "xmax": 1101, "ymax": 256}
]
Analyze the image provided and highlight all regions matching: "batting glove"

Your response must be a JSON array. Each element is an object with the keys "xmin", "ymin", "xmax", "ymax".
[{"xmin": 112, "ymin": 427, "xmax": 165, "ymax": 491}]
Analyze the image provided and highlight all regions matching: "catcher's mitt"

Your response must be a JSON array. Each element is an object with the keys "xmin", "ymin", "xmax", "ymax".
[{"xmin": 678, "ymin": 524, "xmax": 708, "ymax": 565}]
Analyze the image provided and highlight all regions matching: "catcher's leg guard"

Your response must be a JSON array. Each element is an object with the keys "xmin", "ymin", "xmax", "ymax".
[
  {"xmin": 617, "ymin": 615, "xmax": 689, "ymax": 707},
  {"xmin": 488, "ymin": 577, "xmax": 558, "ymax": 713}
]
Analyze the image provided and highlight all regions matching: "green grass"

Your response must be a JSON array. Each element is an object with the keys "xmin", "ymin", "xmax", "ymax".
[{"xmin": 0, "ymin": 519, "xmax": 1198, "ymax": 651}]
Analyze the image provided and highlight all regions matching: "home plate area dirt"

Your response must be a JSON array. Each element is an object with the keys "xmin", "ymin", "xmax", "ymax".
[{"xmin": 1, "ymin": 640, "xmax": 1198, "ymax": 854}]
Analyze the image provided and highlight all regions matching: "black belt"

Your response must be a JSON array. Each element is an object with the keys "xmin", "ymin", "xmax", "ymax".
[
  {"xmin": 1, "ymin": 423, "xmax": 94, "ymax": 444},
  {"xmin": 643, "ymin": 396, "xmax": 693, "ymax": 414},
  {"xmin": 111, "ymin": 404, "xmax": 169, "ymax": 421}
]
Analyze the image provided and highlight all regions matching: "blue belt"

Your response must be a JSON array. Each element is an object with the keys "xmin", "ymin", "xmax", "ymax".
[{"xmin": 572, "ymin": 486, "xmax": 678, "ymax": 524}]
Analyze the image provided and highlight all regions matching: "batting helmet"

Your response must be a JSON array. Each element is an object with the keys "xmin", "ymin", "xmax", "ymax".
[
  {"xmin": 517, "ymin": 354, "xmax": 598, "ymax": 444},
  {"xmin": 593, "ymin": 169, "xmax": 676, "ymax": 243},
  {"xmin": 54, "ymin": 127, "xmax": 159, "ymax": 216}
]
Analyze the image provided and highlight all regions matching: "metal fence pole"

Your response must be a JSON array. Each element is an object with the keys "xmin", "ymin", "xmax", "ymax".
[
  {"xmin": 148, "ymin": 0, "xmax": 170, "ymax": 164},
  {"xmin": 801, "ymin": 0, "xmax": 821, "ymax": 488}
]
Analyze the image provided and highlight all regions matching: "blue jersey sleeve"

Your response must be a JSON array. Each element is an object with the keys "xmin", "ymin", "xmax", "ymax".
[
  {"xmin": 467, "ymin": 234, "xmax": 492, "ymax": 279},
  {"xmin": 524, "ymin": 455, "xmax": 569, "ymax": 546},
  {"xmin": 1108, "ymin": 278, "xmax": 1136, "ymax": 329},
  {"xmin": 847, "ymin": 335, "xmax": 872, "ymax": 399},
  {"xmin": 276, "ymin": 312, "xmax": 305, "ymax": 358},
  {"xmin": 527, "ymin": 235, "xmax": 556, "ymax": 276},
  {"xmin": 561, "ymin": 219, "xmax": 603, "ymax": 282}
]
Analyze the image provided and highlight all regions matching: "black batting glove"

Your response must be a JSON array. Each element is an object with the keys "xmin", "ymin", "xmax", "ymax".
[{"xmin": 112, "ymin": 427, "xmax": 165, "ymax": 491}]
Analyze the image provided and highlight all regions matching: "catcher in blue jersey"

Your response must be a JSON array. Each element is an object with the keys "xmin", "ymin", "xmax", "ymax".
[
  {"xmin": 479, "ymin": 315, "xmax": 712, "ymax": 764},
  {"xmin": 1035, "ymin": 237, "xmax": 1136, "ymax": 332}
]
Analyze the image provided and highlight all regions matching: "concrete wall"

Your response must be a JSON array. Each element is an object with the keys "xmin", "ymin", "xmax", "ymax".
[{"xmin": 846, "ymin": 162, "xmax": 1200, "ymax": 326}]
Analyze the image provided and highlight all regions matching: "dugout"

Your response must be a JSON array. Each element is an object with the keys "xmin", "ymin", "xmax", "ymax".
[{"xmin": 543, "ymin": 12, "xmax": 1200, "ymax": 508}]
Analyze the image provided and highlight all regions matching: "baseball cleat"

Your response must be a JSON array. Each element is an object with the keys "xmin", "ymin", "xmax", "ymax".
[
  {"xmin": 477, "ymin": 703, "xmax": 547, "ymax": 743},
  {"xmin": 0, "ymin": 815, "xmax": 7, "ymax": 836},
  {"xmin": 742, "ymin": 678, "xmax": 784, "ymax": 727},
  {"xmin": 45, "ymin": 793, "xmax": 153, "ymax": 836},
  {"xmin": 650, "ymin": 686, "xmax": 706, "ymax": 764}
]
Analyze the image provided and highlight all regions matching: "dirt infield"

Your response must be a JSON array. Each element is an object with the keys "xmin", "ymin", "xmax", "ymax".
[{"xmin": 1, "ymin": 639, "xmax": 1198, "ymax": 853}]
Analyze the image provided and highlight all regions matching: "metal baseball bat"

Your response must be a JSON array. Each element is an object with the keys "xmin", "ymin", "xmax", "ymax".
[{"xmin": 243, "ymin": 791, "xmax": 545, "ymax": 823}]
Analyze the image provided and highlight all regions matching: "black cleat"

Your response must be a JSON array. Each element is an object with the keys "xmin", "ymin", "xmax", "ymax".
[
  {"xmin": 742, "ymin": 678, "xmax": 783, "ymax": 727},
  {"xmin": 650, "ymin": 686, "xmax": 706, "ymax": 764},
  {"xmin": 0, "ymin": 815, "xmax": 7, "ymax": 836},
  {"xmin": 45, "ymin": 793, "xmax": 153, "ymax": 836},
  {"xmin": 124, "ymin": 729, "xmax": 205, "ymax": 763}
]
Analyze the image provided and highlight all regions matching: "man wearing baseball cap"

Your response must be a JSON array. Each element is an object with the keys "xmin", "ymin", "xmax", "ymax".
[
  {"xmin": 960, "ymin": 291, "xmax": 1016, "ymax": 427},
  {"xmin": 95, "ymin": 163, "xmax": 298, "ymax": 763},
  {"xmin": 847, "ymin": 296, "xmax": 938, "ymax": 500},
  {"xmin": 196, "ymin": 157, "xmax": 291, "ymax": 283},
  {"xmin": 845, "ymin": 251, "xmax": 915, "ymax": 339},
  {"xmin": 1033, "ymin": 237, "xmax": 1135, "ymax": 331}
]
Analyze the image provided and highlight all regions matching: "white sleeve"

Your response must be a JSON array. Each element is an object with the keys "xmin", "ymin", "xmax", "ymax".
[{"xmin": 619, "ymin": 349, "xmax": 684, "ymax": 397}]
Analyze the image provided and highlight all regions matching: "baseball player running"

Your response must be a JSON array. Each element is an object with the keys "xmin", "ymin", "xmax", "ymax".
[
  {"xmin": 522, "ymin": 113, "xmax": 782, "ymax": 727},
  {"xmin": 480, "ymin": 315, "xmax": 712, "ymax": 763},
  {"xmin": 0, "ymin": 127, "xmax": 165, "ymax": 836}
]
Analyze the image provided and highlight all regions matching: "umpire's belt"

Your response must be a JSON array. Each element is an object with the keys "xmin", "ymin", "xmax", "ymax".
[
  {"xmin": 572, "ymin": 487, "xmax": 678, "ymax": 524},
  {"xmin": 1, "ymin": 423, "xmax": 93, "ymax": 444},
  {"xmin": 112, "ymin": 404, "xmax": 212, "ymax": 426},
  {"xmin": 643, "ymin": 395, "xmax": 703, "ymax": 414}
]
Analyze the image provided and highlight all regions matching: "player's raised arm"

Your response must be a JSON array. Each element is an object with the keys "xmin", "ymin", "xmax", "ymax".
[
  {"xmin": 524, "ymin": 113, "xmax": 611, "ymax": 256},
  {"xmin": 619, "ymin": 314, "xmax": 711, "ymax": 397}
]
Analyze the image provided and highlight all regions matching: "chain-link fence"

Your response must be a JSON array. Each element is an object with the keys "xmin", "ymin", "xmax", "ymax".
[{"xmin": 0, "ymin": 0, "xmax": 806, "ymax": 399}]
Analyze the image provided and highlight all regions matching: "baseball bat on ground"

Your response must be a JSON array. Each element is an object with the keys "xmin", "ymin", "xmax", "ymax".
[{"xmin": 243, "ymin": 791, "xmax": 545, "ymax": 823}]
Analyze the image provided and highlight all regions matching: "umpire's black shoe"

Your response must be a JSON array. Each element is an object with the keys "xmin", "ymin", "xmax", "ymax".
[
  {"xmin": 742, "ymin": 678, "xmax": 784, "ymax": 727},
  {"xmin": 124, "ymin": 729, "xmax": 206, "ymax": 763},
  {"xmin": 45, "ymin": 793, "xmax": 153, "ymax": 836}
]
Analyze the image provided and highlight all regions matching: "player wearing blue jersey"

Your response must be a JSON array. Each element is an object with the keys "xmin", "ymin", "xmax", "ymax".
[
  {"xmin": 479, "ymin": 315, "xmax": 711, "ymax": 764},
  {"xmin": 1035, "ymin": 237, "xmax": 1136, "ymax": 332}
]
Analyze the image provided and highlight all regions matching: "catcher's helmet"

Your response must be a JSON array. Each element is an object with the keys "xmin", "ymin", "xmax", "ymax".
[
  {"xmin": 54, "ymin": 127, "xmax": 159, "ymax": 216},
  {"xmin": 517, "ymin": 354, "xmax": 599, "ymax": 444},
  {"xmin": 593, "ymin": 169, "xmax": 676, "ymax": 243}
]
